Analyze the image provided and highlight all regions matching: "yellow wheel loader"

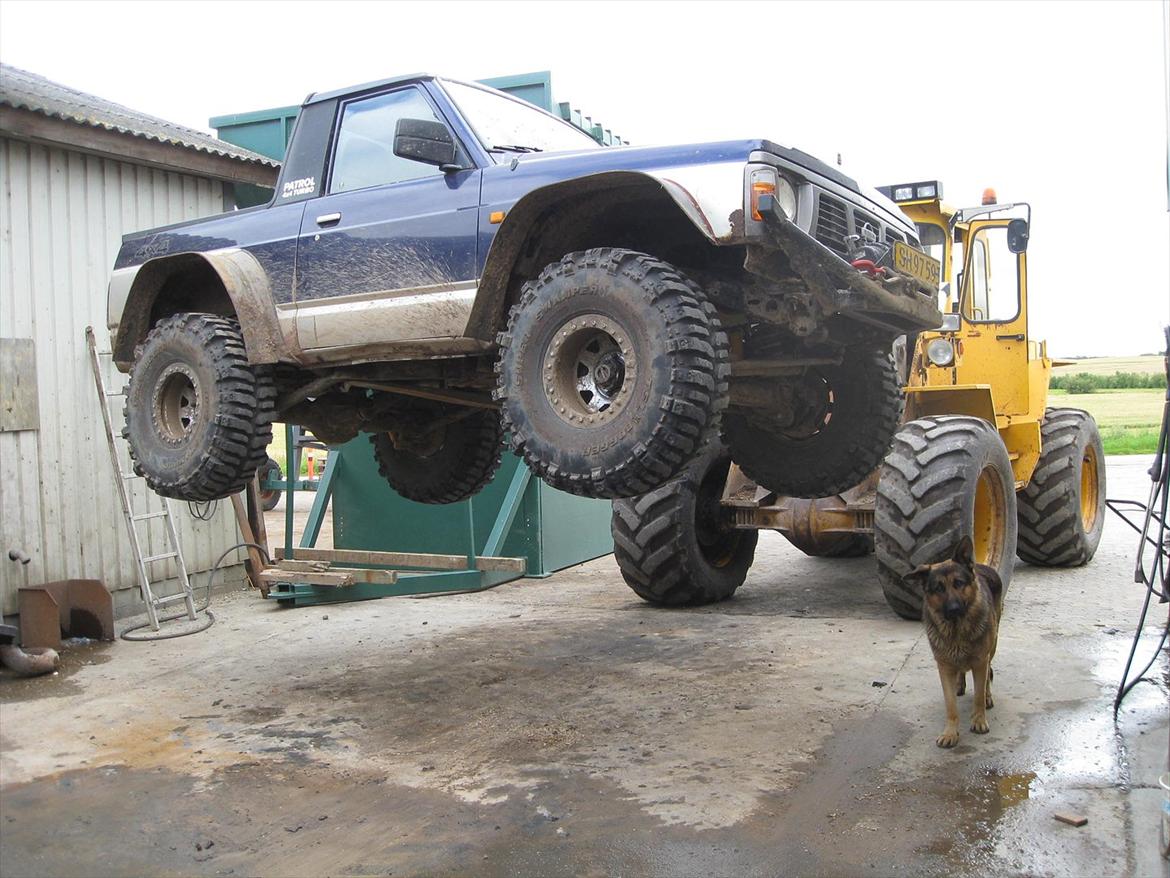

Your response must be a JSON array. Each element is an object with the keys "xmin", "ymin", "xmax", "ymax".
[{"xmin": 611, "ymin": 182, "xmax": 1106, "ymax": 618}]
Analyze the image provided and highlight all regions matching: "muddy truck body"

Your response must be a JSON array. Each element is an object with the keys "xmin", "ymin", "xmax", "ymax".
[{"xmin": 107, "ymin": 74, "xmax": 942, "ymax": 504}]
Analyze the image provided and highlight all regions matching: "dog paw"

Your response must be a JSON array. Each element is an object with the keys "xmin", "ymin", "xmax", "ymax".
[
  {"xmin": 936, "ymin": 730, "xmax": 960, "ymax": 748},
  {"xmin": 971, "ymin": 717, "xmax": 990, "ymax": 734}
]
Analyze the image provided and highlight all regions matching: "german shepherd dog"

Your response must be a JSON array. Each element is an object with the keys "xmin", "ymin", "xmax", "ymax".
[{"xmin": 904, "ymin": 535, "xmax": 1004, "ymax": 748}]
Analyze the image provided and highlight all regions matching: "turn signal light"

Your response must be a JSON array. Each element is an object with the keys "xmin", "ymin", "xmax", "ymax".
[{"xmin": 751, "ymin": 180, "xmax": 777, "ymax": 221}]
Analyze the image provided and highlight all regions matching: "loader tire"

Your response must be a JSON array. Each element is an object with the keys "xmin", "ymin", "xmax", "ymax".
[
  {"xmin": 496, "ymin": 248, "xmax": 729, "ymax": 499},
  {"xmin": 123, "ymin": 313, "xmax": 275, "ymax": 501},
  {"xmin": 723, "ymin": 345, "xmax": 902, "ymax": 498},
  {"xmin": 874, "ymin": 416, "xmax": 1017, "ymax": 620},
  {"xmin": 1016, "ymin": 408, "xmax": 1106, "ymax": 566},
  {"xmin": 369, "ymin": 408, "xmax": 504, "ymax": 505},
  {"xmin": 611, "ymin": 451, "xmax": 757, "ymax": 606}
]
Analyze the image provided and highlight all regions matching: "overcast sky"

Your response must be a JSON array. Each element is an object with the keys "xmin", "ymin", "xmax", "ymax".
[{"xmin": 2, "ymin": 0, "xmax": 1167, "ymax": 356}]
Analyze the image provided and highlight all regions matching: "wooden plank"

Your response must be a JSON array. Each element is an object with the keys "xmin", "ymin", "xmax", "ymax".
[
  {"xmin": 260, "ymin": 567, "xmax": 399, "ymax": 587},
  {"xmin": 259, "ymin": 569, "xmax": 355, "ymax": 588},
  {"xmin": 275, "ymin": 559, "xmax": 331, "ymax": 573},
  {"xmin": 276, "ymin": 546, "xmax": 525, "ymax": 573}
]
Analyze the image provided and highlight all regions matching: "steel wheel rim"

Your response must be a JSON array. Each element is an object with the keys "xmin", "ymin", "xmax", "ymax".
[
  {"xmin": 543, "ymin": 314, "xmax": 636, "ymax": 427},
  {"xmin": 1080, "ymin": 444, "xmax": 1100, "ymax": 532},
  {"xmin": 154, "ymin": 364, "xmax": 200, "ymax": 444},
  {"xmin": 971, "ymin": 465, "xmax": 1007, "ymax": 568}
]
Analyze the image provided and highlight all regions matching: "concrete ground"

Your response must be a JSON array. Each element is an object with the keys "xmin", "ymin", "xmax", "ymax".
[{"xmin": 1, "ymin": 456, "xmax": 1167, "ymax": 877}]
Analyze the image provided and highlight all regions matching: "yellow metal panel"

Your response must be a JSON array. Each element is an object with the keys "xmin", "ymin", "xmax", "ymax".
[
  {"xmin": 999, "ymin": 420, "xmax": 1041, "ymax": 489},
  {"xmin": 904, "ymin": 385, "xmax": 997, "ymax": 425}
]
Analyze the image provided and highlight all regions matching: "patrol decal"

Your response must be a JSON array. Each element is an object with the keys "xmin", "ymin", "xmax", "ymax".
[{"xmin": 282, "ymin": 176, "xmax": 316, "ymax": 198}]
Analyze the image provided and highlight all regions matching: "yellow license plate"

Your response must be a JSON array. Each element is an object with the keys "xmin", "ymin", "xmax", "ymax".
[{"xmin": 892, "ymin": 240, "xmax": 941, "ymax": 288}]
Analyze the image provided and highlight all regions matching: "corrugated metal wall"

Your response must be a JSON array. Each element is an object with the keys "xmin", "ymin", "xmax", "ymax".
[{"xmin": 0, "ymin": 134, "xmax": 247, "ymax": 617}]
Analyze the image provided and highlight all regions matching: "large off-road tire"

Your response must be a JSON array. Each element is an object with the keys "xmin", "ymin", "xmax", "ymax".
[
  {"xmin": 368, "ymin": 409, "xmax": 504, "ymax": 504},
  {"xmin": 1016, "ymin": 408, "xmax": 1106, "ymax": 566},
  {"xmin": 874, "ymin": 416, "xmax": 1017, "ymax": 620},
  {"xmin": 496, "ymin": 248, "xmax": 729, "ymax": 500},
  {"xmin": 258, "ymin": 457, "xmax": 283, "ymax": 512},
  {"xmin": 611, "ymin": 451, "xmax": 757, "ymax": 606},
  {"xmin": 723, "ymin": 345, "xmax": 902, "ymax": 498},
  {"xmin": 123, "ymin": 313, "xmax": 275, "ymax": 501}
]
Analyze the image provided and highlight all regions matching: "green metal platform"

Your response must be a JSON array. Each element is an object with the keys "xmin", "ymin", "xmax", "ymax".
[{"xmin": 264, "ymin": 433, "xmax": 614, "ymax": 606}]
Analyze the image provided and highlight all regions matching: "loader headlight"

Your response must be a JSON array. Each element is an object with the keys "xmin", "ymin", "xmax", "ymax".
[{"xmin": 926, "ymin": 338, "xmax": 955, "ymax": 367}]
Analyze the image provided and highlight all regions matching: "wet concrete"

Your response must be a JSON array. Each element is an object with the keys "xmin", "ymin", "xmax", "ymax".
[{"xmin": 0, "ymin": 456, "xmax": 1166, "ymax": 877}]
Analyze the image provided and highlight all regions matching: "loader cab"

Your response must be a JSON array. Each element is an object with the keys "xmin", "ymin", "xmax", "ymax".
[{"xmin": 883, "ymin": 181, "xmax": 1048, "ymax": 487}]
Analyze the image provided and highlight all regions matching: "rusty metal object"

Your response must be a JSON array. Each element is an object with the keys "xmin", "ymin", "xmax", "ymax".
[
  {"xmin": 16, "ymin": 580, "xmax": 114, "ymax": 650},
  {"xmin": 722, "ymin": 472, "xmax": 877, "ymax": 543},
  {"xmin": 0, "ymin": 644, "xmax": 60, "ymax": 677}
]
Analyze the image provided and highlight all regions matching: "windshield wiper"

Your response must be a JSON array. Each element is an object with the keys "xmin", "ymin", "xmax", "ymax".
[{"xmin": 488, "ymin": 144, "xmax": 544, "ymax": 153}]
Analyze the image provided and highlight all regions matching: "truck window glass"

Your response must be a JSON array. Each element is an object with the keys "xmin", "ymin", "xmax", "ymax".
[
  {"xmin": 965, "ymin": 226, "xmax": 1019, "ymax": 323},
  {"xmin": 441, "ymin": 79, "xmax": 601, "ymax": 156},
  {"xmin": 331, "ymin": 88, "xmax": 445, "ymax": 193}
]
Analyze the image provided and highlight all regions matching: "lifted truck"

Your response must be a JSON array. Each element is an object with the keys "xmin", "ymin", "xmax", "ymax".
[
  {"xmin": 107, "ymin": 74, "xmax": 941, "ymax": 505},
  {"xmin": 611, "ymin": 183, "xmax": 1106, "ymax": 617}
]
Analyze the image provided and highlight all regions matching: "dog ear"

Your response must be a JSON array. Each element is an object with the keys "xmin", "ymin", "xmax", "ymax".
[
  {"xmin": 904, "ymin": 565, "xmax": 931, "ymax": 590},
  {"xmin": 953, "ymin": 535, "xmax": 975, "ymax": 568}
]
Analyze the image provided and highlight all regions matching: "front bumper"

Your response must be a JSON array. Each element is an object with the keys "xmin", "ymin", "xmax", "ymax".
[{"xmin": 746, "ymin": 196, "xmax": 943, "ymax": 335}]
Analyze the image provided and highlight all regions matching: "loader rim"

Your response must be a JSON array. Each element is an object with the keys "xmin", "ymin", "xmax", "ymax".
[
  {"xmin": 1079, "ymin": 444, "xmax": 1100, "ymax": 532},
  {"xmin": 972, "ymin": 464, "xmax": 1008, "ymax": 570}
]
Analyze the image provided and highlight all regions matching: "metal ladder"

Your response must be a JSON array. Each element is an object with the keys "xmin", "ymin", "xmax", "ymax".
[{"xmin": 86, "ymin": 327, "xmax": 197, "ymax": 631}]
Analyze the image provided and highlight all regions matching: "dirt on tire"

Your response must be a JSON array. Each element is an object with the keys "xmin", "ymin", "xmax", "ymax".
[
  {"xmin": 368, "ymin": 408, "xmax": 504, "ymax": 505},
  {"xmin": 123, "ymin": 313, "xmax": 274, "ymax": 501},
  {"xmin": 723, "ymin": 345, "xmax": 902, "ymax": 499},
  {"xmin": 496, "ymin": 248, "xmax": 729, "ymax": 500}
]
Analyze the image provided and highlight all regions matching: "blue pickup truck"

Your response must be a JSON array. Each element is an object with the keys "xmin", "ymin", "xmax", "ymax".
[{"xmin": 107, "ymin": 74, "xmax": 941, "ymax": 505}]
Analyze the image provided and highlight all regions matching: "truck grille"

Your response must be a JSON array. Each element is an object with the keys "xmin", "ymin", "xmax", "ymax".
[
  {"xmin": 853, "ymin": 210, "xmax": 881, "ymax": 241},
  {"xmin": 884, "ymin": 228, "xmax": 905, "ymax": 244},
  {"xmin": 814, "ymin": 195, "xmax": 850, "ymax": 256}
]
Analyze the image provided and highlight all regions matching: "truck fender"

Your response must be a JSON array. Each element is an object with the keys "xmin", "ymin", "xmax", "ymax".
[
  {"xmin": 465, "ymin": 168, "xmax": 742, "ymax": 341},
  {"xmin": 110, "ymin": 249, "xmax": 291, "ymax": 369}
]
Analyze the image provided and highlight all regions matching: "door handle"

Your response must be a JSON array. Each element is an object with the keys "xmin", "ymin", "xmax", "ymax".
[
  {"xmin": 315, "ymin": 212, "xmax": 341, "ymax": 226},
  {"xmin": 996, "ymin": 333, "xmax": 1026, "ymax": 341}
]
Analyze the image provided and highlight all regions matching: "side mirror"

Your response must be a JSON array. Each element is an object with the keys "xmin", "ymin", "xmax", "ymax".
[
  {"xmin": 1007, "ymin": 218, "xmax": 1030, "ymax": 253},
  {"xmin": 394, "ymin": 118, "xmax": 459, "ymax": 169}
]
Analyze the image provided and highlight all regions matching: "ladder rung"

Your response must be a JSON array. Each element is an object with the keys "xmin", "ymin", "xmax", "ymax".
[
  {"xmin": 121, "ymin": 472, "xmax": 142, "ymax": 480},
  {"xmin": 154, "ymin": 593, "xmax": 191, "ymax": 606},
  {"xmin": 131, "ymin": 511, "xmax": 169, "ymax": 522},
  {"xmin": 105, "ymin": 389, "xmax": 126, "ymax": 397},
  {"xmin": 142, "ymin": 552, "xmax": 178, "ymax": 563}
]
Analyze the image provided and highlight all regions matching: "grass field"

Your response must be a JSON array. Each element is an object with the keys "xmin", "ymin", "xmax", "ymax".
[
  {"xmin": 1048, "ymin": 388, "xmax": 1164, "ymax": 454},
  {"xmin": 1052, "ymin": 355, "xmax": 1164, "ymax": 376}
]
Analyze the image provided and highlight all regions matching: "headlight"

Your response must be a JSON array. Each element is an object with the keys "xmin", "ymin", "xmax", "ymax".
[
  {"xmin": 926, "ymin": 338, "xmax": 955, "ymax": 367},
  {"xmin": 749, "ymin": 167, "xmax": 797, "ymax": 221}
]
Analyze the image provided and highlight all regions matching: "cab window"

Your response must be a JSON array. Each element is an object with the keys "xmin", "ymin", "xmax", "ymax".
[
  {"xmin": 330, "ymin": 88, "xmax": 446, "ymax": 193},
  {"xmin": 964, "ymin": 226, "xmax": 1019, "ymax": 323}
]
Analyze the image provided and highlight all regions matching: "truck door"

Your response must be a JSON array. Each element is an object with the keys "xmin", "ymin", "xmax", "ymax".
[
  {"xmin": 954, "ymin": 218, "xmax": 1029, "ymax": 416},
  {"xmin": 293, "ymin": 84, "xmax": 481, "ymax": 354}
]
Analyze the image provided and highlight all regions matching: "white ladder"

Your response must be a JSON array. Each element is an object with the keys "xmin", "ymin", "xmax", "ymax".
[{"xmin": 86, "ymin": 327, "xmax": 197, "ymax": 631}]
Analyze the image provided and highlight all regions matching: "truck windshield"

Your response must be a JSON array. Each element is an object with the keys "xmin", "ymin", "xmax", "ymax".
[{"xmin": 441, "ymin": 80, "xmax": 602, "ymax": 157}]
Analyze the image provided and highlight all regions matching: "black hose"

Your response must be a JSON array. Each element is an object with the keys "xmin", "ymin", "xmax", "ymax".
[{"xmin": 120, "ymin": 542, "xmax": 271, "ymax": 641}]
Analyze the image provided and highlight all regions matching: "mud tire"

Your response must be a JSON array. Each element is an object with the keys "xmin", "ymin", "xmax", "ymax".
[
  {"xmin": 874, "ymin": 416, "xmax": 1017, "ymax": 620},
  {"xmin": 723, "ymin": 345, "xmax": 902, "ymax": 498},
  {"xmin": 496, "ymin": 248, "xmax": 729, "ymax": 499},
  {"xmin": 123, "ymin": 313, "xmax": 275, "ymax": 501},
  {"xmin": 611, "ymin": 450, "xmax": 757, "ymax": 606},
  {"xmin": 368, "ymin": 409, "xmax": 504, "ymax": 505},
  {"xmin": 258, "ymin": 457, "xmax": 283, "ymax": 512},
  {"xmin": 1016, "ymin": 408, "xmax": 1106, "ymax": 566}
]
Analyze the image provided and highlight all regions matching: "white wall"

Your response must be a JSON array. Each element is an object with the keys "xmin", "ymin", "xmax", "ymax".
[{"xmin": 0, "ymin": 134, "xmax": 247, "ymax": 616}]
